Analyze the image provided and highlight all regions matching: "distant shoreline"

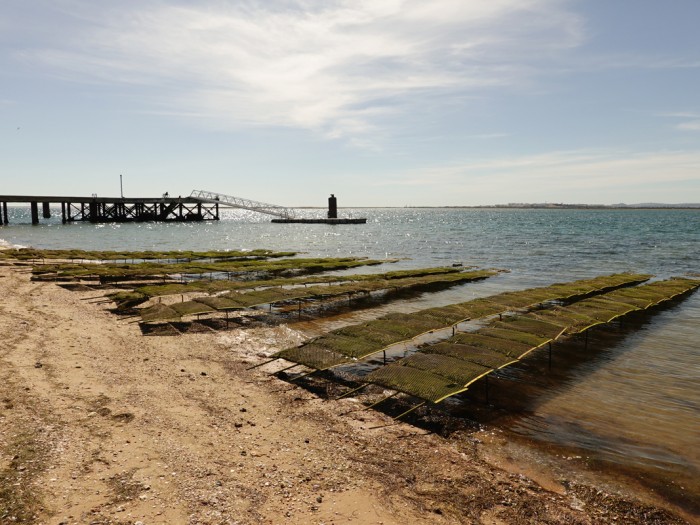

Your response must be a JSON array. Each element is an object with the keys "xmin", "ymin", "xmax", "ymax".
[
  {"xmin": 4, "ymin": 204, "xmax": 699, "ymax": 211},
  {"xmin": 293, "ymin": 204, "xmax": 700, "ymax": 210},
  {"xmin": 410, "ymin": 204, "xmax": 700, "ymax": 210}
]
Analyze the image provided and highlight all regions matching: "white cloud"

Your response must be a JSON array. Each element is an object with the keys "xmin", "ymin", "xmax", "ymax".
[
  {"xmin": 372, "ymin": 149, "xmax": 700, "ymax": 203},
  {"xmin": 677, "ymin": 120, "xmax": 700, "ymax": 131},
  {"xmin": 464, "ymin": 133, "xmax": 510, "ymax": 140},
  {"xmin": 562, "ymin": 55, "xmax": 700, "ymax": 73},
  {"xmin": 655, "ymin": 111, "xmax": 700, "ymax": 119},
  {"xmin": 19, "ymin": 0, "xmax": 584, "ymax": 138},
  {"xmin": 653, "ymin": 112, "xmax": 700, "ymax": 132}
]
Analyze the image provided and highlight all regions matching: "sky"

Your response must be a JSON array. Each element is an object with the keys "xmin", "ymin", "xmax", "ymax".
[{"xmin": 1, "ymin": 0, "xmax": 699, "ymax": 206}]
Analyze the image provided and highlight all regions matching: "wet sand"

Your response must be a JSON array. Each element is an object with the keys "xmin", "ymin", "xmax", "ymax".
[{"xmin": 0, "ymin": 262, "xmax": 695, "ymax": 524}]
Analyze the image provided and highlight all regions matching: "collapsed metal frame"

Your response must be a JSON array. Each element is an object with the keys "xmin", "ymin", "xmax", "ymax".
[{"xmin": 190, "ymin": 189, "xmax": 295, "ymax": 219}]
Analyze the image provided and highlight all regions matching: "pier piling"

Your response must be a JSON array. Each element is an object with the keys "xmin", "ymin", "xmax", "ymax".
[
  {"xmin": 30, "ymin": 202, "xmax": 39, "ymax": 225},
  {"xmin": 42, "ymin": 202, "xmax": 51, "ymax": 219},
  {"xmin": 1, "ymin": 202, "xmax": 8, "ymax": 225}
]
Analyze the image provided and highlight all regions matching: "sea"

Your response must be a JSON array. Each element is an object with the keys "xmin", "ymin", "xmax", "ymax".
[{"xmin": 2, "ymin": 206, "xmax": 699, "ymax": 513}]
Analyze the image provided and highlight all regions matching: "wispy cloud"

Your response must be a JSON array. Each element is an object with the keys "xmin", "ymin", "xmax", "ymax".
[
  {"xmin": 371, "ymin": 149, "xmax": 700, "ymax": 203},
  {"xmin": 18, "ymin": 0, "xmax": 584, "ymax": 138},
  {"xmin": 562, "ymin": 55, "xmax": 700, "ymax": 73},
  {"xmin": 655, "ymin": 111, "xmax": 700, "ymax": 119},
  {"xmin": 677, "ymin": 120, "xmax": 700, "ymax": 131},
  {"xmin": 653, "ymin": 111, "xmax": 700, "ymax": 132},
  {"xmin": 464, "ymin": 133, "xmax": 510, "ymax": 140}
]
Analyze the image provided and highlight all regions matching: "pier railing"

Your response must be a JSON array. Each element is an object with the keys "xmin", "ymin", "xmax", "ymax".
[{"xmin": 190, "ymin": 190, "xmax": 295, "ymax": 219}]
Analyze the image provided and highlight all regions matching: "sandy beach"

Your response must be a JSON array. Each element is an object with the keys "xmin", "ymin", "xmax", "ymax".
[{"xmin": 0, "ymin": 261, "xmax": 694, "ymax": 525}]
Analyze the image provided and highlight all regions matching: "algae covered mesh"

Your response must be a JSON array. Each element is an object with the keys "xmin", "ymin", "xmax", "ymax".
[
  {"xmin": 116, "ymin": 265, "xmax": 472, "ymax": 308},
  {"xmin": 362, "ymin": 277, "xmax": 700, "ymax": 404},
  {"xmin": 137, "ymin": 268, "xmax": 500, "ymax": 323},
  {"xmin": 275, "ymin": 272, "xmax": 652, "ymax": 371},
  {"xmin": 28, "ymin": 256, "xmax": 386, "ymax": 282},
  {"xmin": 0, "ymin": 248, "xmax": 297, "ymax": 262}
]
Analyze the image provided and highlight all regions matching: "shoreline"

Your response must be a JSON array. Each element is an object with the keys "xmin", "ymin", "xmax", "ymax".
[{"xmin": 0, "ymin": 262, "xmax": 695, "ymax": 524}]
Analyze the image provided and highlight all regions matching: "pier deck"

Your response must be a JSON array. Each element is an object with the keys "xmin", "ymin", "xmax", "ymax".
[{"xmin": 0, "ymin": 195, "xmax": 219, "ymax": 225}]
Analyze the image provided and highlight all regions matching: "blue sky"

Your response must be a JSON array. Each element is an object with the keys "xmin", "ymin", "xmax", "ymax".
[{"xmin": 1, "ymin": 0, "xmax": 699, "ymax": 206}]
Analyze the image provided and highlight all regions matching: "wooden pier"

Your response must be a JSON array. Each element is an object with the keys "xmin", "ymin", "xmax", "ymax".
[
  {"xmin": 0, "ymin": 195, "xmax": 219, "ymax": 225},
  {"xmin": 0, "ymin": 190, "xmax": 366, "ymax": 226}
]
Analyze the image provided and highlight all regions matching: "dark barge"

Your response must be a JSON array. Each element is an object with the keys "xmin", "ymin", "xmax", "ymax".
[
  {"xmin": 271, "ymin": 194, "xmax": 366, "ymax": 224},
  {"xmin": 271, "ymin": 217, "xmax": 367, "ymax": 224}
]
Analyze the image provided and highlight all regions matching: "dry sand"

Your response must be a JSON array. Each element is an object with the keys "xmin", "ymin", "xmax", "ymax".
[{"xmin": 0, "ymin": 262, "xmax": 694, "ymax": 524}]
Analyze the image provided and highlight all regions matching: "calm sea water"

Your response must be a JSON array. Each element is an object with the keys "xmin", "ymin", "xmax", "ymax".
[{"xmin": 2, "ymin": 206, "xmax": 699, "ymax": 509}]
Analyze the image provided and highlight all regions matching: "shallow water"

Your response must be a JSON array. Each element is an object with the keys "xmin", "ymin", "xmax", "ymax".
[{"xmin": 2, "ymin": 206, "xmax": 699, "ymax": 510}]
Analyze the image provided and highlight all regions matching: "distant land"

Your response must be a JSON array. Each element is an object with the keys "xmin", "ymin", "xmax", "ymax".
[
  {"xmin": 298, "ymin": 203, "xmax": 700, "ymax": 209},
  {"xmin": 449, "ymin": 202, "xmax": 700, "ymax": 209}
]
